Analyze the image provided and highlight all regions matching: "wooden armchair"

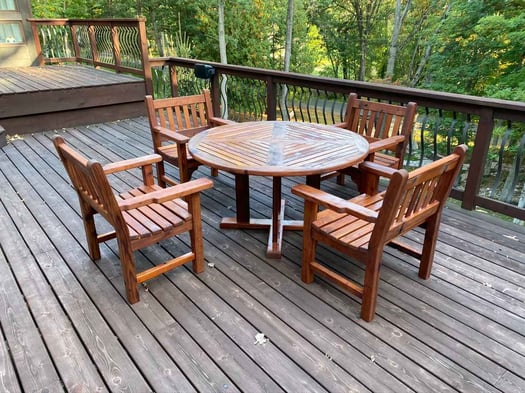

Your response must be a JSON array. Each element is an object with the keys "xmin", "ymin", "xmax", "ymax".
[
  {"xmin": 328, "ymin": 93, "xmax": 417, "ymax": 191},
  {"xmin": 53, "ymin": 136, "xmax": 213, "ymax": 304},
  {"xmin": 292, "ymin": 145, "xmax": 467, "ymax": 321},
  {"xmin": 145, "ymin": 89, "xmax": 235, "ymax": 186}
]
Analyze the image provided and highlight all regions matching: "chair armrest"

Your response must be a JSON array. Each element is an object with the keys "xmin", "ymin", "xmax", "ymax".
[
  {"xmin": 291, "ymin": 184, "xmax": 378, "ymax": 222},
  {"xmin": 368, "ymin": 135, "xmax": 405, "ymax": 153},
  {"xmin": 358, "ymin": 161, "xmax": 400, "ymax": 179},
  {"xmin": 209, "ymin": 117, "xmax": 236, "ymax": 126},
  {"xmin": 118, "ymin": 178, "xmax": 214, "ymax": 211},
  {"xmin": 333, "ymin": 121, "xmax": 347, "ymax": 128},
  {"xmin": 103, "ymin": 154, "xmax": 162, "ymax": 175},
  {"xmin": 154, "ymin": 126, "xmax": 190, "ymax": 144}
]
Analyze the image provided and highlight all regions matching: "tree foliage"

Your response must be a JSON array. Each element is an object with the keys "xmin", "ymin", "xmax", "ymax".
[{"xmin": 31, "ymin": 0, "xmax": 525, "ymax": 101}]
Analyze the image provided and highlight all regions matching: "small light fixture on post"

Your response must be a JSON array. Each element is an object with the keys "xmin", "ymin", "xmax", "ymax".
[{"xmin": 194, "ymin": 64, "xmax": 215, "ymax": 79}]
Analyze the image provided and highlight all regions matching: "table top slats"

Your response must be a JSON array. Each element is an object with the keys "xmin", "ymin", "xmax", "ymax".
[{"xmin": 189, "ymin": 121, "xmax": 369, "ymax": 176}]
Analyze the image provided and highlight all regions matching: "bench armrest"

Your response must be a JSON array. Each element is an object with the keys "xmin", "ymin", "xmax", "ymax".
[
  {"xmin": 292, "ymin": 184, "xmax": 378, "ymax": 222},
  {"xmin": 118, "ymin": 178, "xmax": 214, "ymax": 211},
  {"xmin": 103, "ymin": 154, "xmax": 162, "ymax": 175},
  {"xmin": 368, "ymin": 135, "xmax": 405, "ymax": 153},
  {"xmin": 358, "ymin": 161, "xmax": 400, "ymax": 179},
  {"xmin": 154, "ymin": 126, "xmax": 190, "ymax": 144},
  {"xmin": 209, "ymin": 117, "xmax": 236, "ymax": 126}
]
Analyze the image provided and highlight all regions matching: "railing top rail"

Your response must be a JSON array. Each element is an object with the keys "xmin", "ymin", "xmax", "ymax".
[
  {"xmin": 156, "ymin": 57, "xmax": 525, "ymax": 120},
  {"xmin": 28, "ymin": 18, "xmax": 146, "ymax": 25}
]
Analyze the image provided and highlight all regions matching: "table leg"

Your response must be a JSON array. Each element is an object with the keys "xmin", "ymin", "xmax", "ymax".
[
  {"xmin": 306, "ymin": 174, "xmax": 321, "ymax": 189},
  {"xmin": 220, "ymin": 174, "xmax": 302, "ymax": 259},
  {"xmin": 220, "ymin": 173, "xmax": 268, "ymax": 229},
  {"xmin": 267, "ymin": 177, "xmax": 283, "ymax": 258},
  {"xmin": 235, "ymin": 173, "xmax": 250, "ymax": 223}
]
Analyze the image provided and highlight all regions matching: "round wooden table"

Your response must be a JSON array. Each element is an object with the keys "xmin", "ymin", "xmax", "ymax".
[{"xmin": 189, "ymin": 121, "xmax": 369, "ymax": 258}]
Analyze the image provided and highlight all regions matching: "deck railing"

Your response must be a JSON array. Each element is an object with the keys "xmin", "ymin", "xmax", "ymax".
[
  {"xmin": 23, "ymin": 19, "xmax": 525, "ymax": 223},
  {"xmin": 149, "ymin": 57, "xmax": 525, "ymax": 223},
  {"xmin": 29, "ymin": 18, "xmax": 152, "ymax": 94}
]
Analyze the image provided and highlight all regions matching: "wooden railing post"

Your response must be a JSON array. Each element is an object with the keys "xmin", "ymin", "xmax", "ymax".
[
  {"xmin": 137, "ymin": 18, "xmax": 153, "ymax": 95},
  {"xmin": 209, "ymin": 71, "xmax": 220, "ymax": 115},
  {"xmin": 30, "ymin": 21, "xmax": 45, "ymax": 66},
  {"xmin": 70, "ymin": 24, "xmax": 81, "ymax": 60},
  {"xmin": 462, "ymin": 108, "xmax": 494, "ymax": 210},
  {"xmin": 266, "ymin": 76, "xmax": 277, "ymax": 120},
  {"xmin": 88, "ymin": 24, "xmax": 99, "ymax": 67},
  {"xmin": 170, "ymin": 64, "xmax": 179, "ymax": 97},
  {"xmin": 110, "ymin": 22, "xmax": 122, "ymax": 71}
]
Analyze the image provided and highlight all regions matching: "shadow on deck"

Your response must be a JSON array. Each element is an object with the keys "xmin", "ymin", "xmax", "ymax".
[{"xmin": 0, "ymin": 117, "xmax": 524, "ymax": 392}]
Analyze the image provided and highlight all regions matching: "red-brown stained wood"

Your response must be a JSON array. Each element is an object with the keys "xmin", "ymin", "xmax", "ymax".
[
  {"xmin": 189, "ymin": 120, "xmax": 370, "ymax": 258},
  {"xmin": 145, "ymin": 89, "xmax": 235, "ymax": 185},
  {"xmin": 53, "ymin": 135, "xmax": 213, "ymax": 303},
  {"xmin": 326, "ymin": 93, "xmax": 417, "ymax": 191},
  {"xmin": 2, "ymin": 120, "xmax": 524, "ymax": 393},
  {"xmin": 292, "ymin": 144, "xmax": 467, "ymax": 321}
]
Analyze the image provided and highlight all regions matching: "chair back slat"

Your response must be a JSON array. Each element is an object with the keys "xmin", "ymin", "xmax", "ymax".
[
  {"xmin": 342, "ymin": 93, "xmax": 417, "ymax": 167},
  {"xmin": 145, "ymin": 89, "xmax": 228, "ymax": 184},
  {"xmin": 348, "ymin": 98, "xmax": 413, "ymax": 140},
  {"xmin": 148, "ymin": 92, "xmax": 214, "ymax": 133},
  {"xmin": 378, "ymin": 145, "xmax": 467, "ymax": 242},
  {"xmin": 54, "ymin": 136, "xmax": 121, "ymax": 225}
]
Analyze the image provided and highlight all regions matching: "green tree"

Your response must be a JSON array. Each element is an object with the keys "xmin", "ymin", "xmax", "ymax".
[
  {"xmin": 421, "ymin": 0, "xmax": 525, "ymax": 100},
  {"xmin": 308, "ymin": 0, "xmax": 389, "ymax": 80}
]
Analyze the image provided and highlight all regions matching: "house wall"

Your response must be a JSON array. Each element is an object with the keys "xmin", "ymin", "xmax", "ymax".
[{"xmin": 0, "ymin": 0, "xmax": 38, "ymax": 67}]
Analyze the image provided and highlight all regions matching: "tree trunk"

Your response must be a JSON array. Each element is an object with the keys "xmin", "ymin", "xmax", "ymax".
[
  {"xmin": 352, "ymin": 0, "xmax": 382, "ymax": 81},
  {"xmin": 281, "ymin": 0, "xmax": 294, "ymax": 121},
  {"xmin": 409, "ymin": 3, "xmax": 451, "ymax": 87},
  {"xmin": 386, "ymin": 0, "xmax": 411, "ymax": 81},
  {"xmin": 151, "ymin": 9, "xmax": 163, "ymax": 57},
  {"xmin": 218, "ymin": 0, "xmax": 229, "ymax": 119}
]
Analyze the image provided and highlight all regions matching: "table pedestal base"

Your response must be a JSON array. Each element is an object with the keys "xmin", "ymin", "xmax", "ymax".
[{"xmin": 220, "ymin": 199, "xmax": 302, "ymax": 258}]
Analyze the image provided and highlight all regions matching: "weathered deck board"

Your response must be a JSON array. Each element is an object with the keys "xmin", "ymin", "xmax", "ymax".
[
  {"xmin": 0, "ymin": 65, "xmax": 146, "ymax": 136},
  {"xmin": 0, "ymin": 65, "xmax": 140, "ymax": 94},
  {"xmin": 0, "ymin": 118, "xmax": 524, "ymax": 393}
]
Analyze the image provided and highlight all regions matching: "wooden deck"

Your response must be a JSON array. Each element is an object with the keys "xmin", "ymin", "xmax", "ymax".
[
  {"xmin": 0, "ymin": 65, "xmax": 146, "ymax": 136},
  {"xmin": 0, "ymin": 117, "xmax": 524, "ymax": 393}
]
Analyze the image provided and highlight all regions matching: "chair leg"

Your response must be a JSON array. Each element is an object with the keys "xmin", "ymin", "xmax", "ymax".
[
  {"xmin": 301, "ymin": 200, "xmax": 318, "ymax": 284},
  {"xmin": 156, "ymin": 161, "xmax": 167, "ymax": 188},
  {"xmin": 188, "ymin": 194, "xmax": 205, "ymax": 274},
  {"xmin": 180, "ymin": 166, "xmax": 198, "ymax": 183},
  {"xmin": 80, "ymin": 201, "xmax": 100, "ymax": 260},
  {"xmin": 361, "ymin": 254, "xmax": 383, "ymax": 322},
  {"xmin": 211, "ymin": 168, "xmax": 219, "ymax": 177},
  {"xmin": 117, "ymin": 237, "xmax": 139, "ymax": 303},
  {"xmin": 336, "ymin": 173, "xmax": 345, "ymax": 185},
  {"xmin": 418, "ymin": 216, "xmax": 440, "ymax": 279}
]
